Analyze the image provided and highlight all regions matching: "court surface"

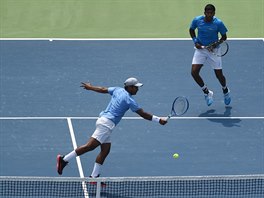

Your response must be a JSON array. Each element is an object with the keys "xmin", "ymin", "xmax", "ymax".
[{"xmin": 0, "ymin": 39, "xmax": 263, "ymax": 178}]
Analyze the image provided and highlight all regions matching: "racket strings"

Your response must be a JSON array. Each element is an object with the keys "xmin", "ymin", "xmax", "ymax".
[
  {"xmin": 173, "ymin": 98, "xmax": 188, "ymax": 116},
  {"xmin": 220, "ymin": 43, "xmax": 228, "ymax": 55},
  {"xmin": 212, "ymin": 42, "xmax": 229, "ymax": 56}
]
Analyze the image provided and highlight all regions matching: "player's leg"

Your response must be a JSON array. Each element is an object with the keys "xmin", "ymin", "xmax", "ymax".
[
  {"xmin": 96, "ymin": 143, "xmax": 111, "ymax": 165},
  {"xmin": 56, "ymin": 137, "xmax": 100, "ymax": 175},
  {"xmin": 191, "ymin": 49, "xmax": 214, "ymax": 106},
  {"xmin": 191, "ymin": 49, "xmax": 209, "ymax": 92},
  {"xmin": 191, "ymin": 64, "xmax": 207, "ymax": 91},
  {"xmin": 57, "ymin": 117, "xmax": 108, "ymax": 175},
  {"xmin": 90, "ymin": 143, "xmax": 111, "ymax": 178},
  {"xmin": 191, "ymin": 64, "xmax": 214, "ymax": 106},
  {"xmin": 89, "ymin": 117, "xmax": 114, "ymax": 178},
  {"xmin": 75, "ymin": 137, "xmax": 101, "ymax": 155},
  {"xmin": 214, "ymin": 69, "xmax": 231, "ymax": 105},
  {"xmin": 89, "ymin": 143, "xmax": 111, "ymax": 187},
  {"xmin": 214, "ymin": 69, "xmax": 227, "ymax": 91},
  {"xmin": 208, "ymin": 53, "xmax": 231, "ymax": 105}
]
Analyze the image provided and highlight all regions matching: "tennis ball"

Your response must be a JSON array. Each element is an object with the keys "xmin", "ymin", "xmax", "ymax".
[{"xmin": 173, "ymin": 153, "xmax": 179, "ymax": 159}]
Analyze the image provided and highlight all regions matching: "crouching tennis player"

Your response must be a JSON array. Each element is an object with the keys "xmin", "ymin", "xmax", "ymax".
[{"xmin": 57, "ymin": 77, "xmax": 167, "ymax": 178}]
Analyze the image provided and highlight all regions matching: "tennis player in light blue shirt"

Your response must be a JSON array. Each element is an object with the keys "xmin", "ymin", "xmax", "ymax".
[
  {"xmin": 99, "ymin": 86, "xmax": 141, "ymax": 125},
  {"xmin": 189, "ymin": 4, "xmax": 231, "ymax": 106},
  {"xmin": 57, "ymin": 77, "xmax": 167, "ymax": 179}
]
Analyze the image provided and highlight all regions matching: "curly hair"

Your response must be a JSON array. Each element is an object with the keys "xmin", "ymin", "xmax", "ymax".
[{"xmin": 204, "ymin": 4, "xmax": 216, "ymax": 12}]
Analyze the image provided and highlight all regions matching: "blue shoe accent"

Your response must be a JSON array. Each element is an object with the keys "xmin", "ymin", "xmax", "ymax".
[
  {"xmin": 204, "ymin": 90, "xmax": 213, "ymax": 106},
  {"xmin": 224, "ymin": 91, "xmax": 231, "ymax": 105}
]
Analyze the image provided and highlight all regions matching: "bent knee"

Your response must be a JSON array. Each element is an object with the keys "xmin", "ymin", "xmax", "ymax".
[
  {"xmin": 191, "ymin": 65, "xmax": 202, "ymax": 74},
  {"xmin": 191, "ymin": 68, "xmax": 200, "ymax": 77}
]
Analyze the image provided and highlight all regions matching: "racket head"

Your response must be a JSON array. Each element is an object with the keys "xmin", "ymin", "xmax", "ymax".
[
  {"xmin": 208, "ymin": 41, "xmax": 229, "ymax": 57},
  {"xmin": 171, "ymin": 96, "xmax": 189, "ymax": 116}
]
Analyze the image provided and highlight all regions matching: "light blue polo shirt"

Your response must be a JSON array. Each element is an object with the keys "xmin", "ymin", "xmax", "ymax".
[
  {"xmin": 190, "ymin": 16, "xmax": 228, "ymax": 46},
  {"xmin": 99, "ymin": 87, "xmax": 141, "ymax": 125}
]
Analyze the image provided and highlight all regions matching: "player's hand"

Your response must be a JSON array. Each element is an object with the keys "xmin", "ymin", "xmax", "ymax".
[
  {"xmin": 159, "ymin": 118, "xmax": 167, "ymax": 125},
  {"xmin": 211, "ymin": 41, "xmax": 219, "ymax": 49},
  {"xmin": 195, "ymin": 43, "xmax": 202, "ymax": 49},
  {"xmin": 80, "ymin": 82, "xmax": 92, "ymax": 90},
  {"xmin": 209, "ymin": 41, "xmax": 221, "ymax": 50}
]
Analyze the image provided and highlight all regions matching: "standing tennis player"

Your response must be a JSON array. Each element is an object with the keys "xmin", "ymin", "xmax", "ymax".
[
  {"xmin": 189, "ymin": 4, "xmax": 231, "ymax": 106},
  {"xmin": 57, "ymin": 77, "xmax": 167, "ymax": 178}
]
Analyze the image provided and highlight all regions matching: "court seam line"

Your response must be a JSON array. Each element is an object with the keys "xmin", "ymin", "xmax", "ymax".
[
  {"xmin": 0, "ymin": 116, "xmax": 263, "ymax": 120},
  {"xmin": 66, "ymin": 118, "xmax": 89, "ymax": 198}
]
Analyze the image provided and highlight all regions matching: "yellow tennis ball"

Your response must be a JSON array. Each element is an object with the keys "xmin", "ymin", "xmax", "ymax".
[{"xmin": 173, "ymin": 153, "xmax": 179, "ymax": 159}]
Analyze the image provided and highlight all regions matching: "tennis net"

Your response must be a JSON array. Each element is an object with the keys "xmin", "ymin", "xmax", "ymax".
[{"xmin": 0, "ymin": 174, "xmax": 263, "ymax": 198}]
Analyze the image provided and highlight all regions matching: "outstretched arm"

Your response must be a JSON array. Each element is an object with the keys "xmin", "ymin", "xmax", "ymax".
[
  {"xmin": 80, "ymin": 82, "xmax": 108, "ymax": 94},
  {"xmin": 136, "ymin": 109, "xmax": 167, "ymax": 125}
]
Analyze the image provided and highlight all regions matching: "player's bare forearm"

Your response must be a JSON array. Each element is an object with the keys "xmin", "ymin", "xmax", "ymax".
[
  {"xmin": 136, "ymin": 109, "xmax": 152, "ymax": 120},
  {"xmin": 136, "ymin": 109, "xmax": 167, "ymax": 125},
  {"xmin": 219, "ymin": 34, "xmax": 227, "ymax": 42},
  {"xmin": 80, "ymin": 82, "xmax": 108, "ymax": 93}
]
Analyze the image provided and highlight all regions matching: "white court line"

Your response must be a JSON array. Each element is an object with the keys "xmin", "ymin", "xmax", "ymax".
[
  {"xmin": 0, "ymin": 116, "xmax": 263, "ymax": 120},
  {"xmin": 0, "ymin": 38, "xmax": 263, "ymax": 41},
  {"xmin": 67, "ymin": 118, "xmax": 89, "ymax": 198}
]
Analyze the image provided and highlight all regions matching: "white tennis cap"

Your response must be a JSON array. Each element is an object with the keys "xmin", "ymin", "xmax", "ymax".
[{"xmin": 124, "ymin": 77, "xmax": 143, "ymax": 87}]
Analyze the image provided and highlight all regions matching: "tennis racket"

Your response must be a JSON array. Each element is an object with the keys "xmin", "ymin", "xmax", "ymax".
[
  {"xmin": 202, "ymin": 41, "xmax": 229, "ymax": 57},
  {"xmin": 166, "ymin": 96, "xmax": 189, "ymax": 121}
]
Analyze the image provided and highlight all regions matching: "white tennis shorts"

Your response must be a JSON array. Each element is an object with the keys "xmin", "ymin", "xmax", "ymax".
[
  {"xmin": 192, "ymin": 48, "xmax": 222, "ymax": 69},
  {"xmin": 92, "ymin": 117, "xmax": 115, "ymax": 144}
]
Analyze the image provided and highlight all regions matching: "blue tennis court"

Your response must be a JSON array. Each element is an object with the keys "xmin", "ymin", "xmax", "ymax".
[{"xmin": 0, "ymin": 39, "xmax": 263, "ymax": 180}]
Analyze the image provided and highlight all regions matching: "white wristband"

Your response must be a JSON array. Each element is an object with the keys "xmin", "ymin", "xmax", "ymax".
[{"xmin": 152, "ymin": 115, "xmax": 160, "ymax": 123}]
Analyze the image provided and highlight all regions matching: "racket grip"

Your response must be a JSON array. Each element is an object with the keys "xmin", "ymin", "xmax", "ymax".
[
  {"xmin": 194, "ymin": 46, "xmax": 205, "ymax": 50},
  {"xmin": 165, "ymin": 115, "xmax": 171, "ymax": 121}
]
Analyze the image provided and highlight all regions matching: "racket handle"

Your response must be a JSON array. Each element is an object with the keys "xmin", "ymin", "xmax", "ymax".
[
  {"xmin": 194, "ymin": 46, "xmax": 205, "ymax": 50},
  {"xmin": 165, "ymin": 115, "xmax": 171, "ymax": 121}
]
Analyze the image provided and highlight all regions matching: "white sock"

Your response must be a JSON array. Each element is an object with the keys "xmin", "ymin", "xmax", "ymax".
[
  {"xmin": 91, "ymin": 163, "xmax": 102, "ymax": 178},
  {"xmin": 201, "ymin": 85, "xmax": 207, "ymax": 91},
  {"xmin": 222, "ymin": 86, "xmax": 227, "ymax": 90},
  {"xmin": 63, "ymin": 150, "xmax": 77, "ymax": 162},
  {"xmin": 201, "ymin": 85, "xmax": 209, "ymax": 94}
]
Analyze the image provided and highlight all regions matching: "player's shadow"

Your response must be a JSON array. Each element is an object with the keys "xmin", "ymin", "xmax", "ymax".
[{"xmin": 198, "ymin": 106, "xmax": 241, "ymax": 127}]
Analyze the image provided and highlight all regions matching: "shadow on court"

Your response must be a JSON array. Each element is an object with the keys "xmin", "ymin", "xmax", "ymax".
[{"xmin": 198, "ymin": 107, "xmax": 242, "ymax": 127}]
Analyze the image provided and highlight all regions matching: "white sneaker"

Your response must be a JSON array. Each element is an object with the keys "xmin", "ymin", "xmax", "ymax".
[{"xmin": 204, "ymin": 90, "xmax": 214, "ymax": 106}]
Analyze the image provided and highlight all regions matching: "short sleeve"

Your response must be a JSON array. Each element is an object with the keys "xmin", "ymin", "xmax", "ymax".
[
  {"xmin": 128, "ymin": 97, "xmax": 141, "ymax": 112},
  {"xmin": 190, "ymin": 17, "xmax": 198, "ymax": 30},
  {"xmin": 108, "ymin": 87, "xmax": 116, "ymax": 95},
  {"xmin": 218, "ymin": 20, "xmax": 228, "ymax": 35}
]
